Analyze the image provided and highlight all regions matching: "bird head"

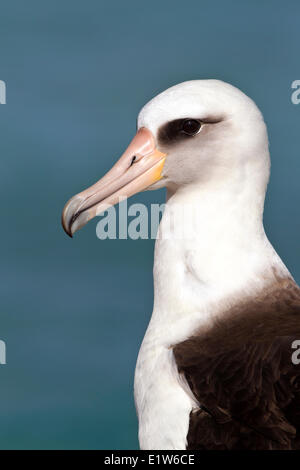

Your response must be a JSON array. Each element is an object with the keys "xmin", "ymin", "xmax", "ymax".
[{"xmin": 62, "ymin": 80, "xmax": 269, "ymax": 237}]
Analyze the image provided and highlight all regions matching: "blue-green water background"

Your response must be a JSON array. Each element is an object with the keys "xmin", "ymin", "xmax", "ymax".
[{"xmin": 0, "ymin": 0, "xmax": 299, "ymax": 449}]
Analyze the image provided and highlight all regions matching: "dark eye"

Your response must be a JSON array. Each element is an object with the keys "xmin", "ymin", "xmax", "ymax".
[{"xmin": 182, "ymin": 119, "xmax": 201, "ymax": 136}]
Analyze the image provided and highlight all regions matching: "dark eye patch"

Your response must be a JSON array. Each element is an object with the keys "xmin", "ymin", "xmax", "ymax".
[
  {"xmin": 158, "ymin": 119, "xmax": 194, "ymax": 145},
  {"xmin": 158, "ymin": 117, "xmax": 222, "ymax": 146}
]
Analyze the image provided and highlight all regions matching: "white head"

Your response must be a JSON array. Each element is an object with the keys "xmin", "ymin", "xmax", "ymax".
[
  {"xmin": 139, "ymin": 80, "xmax": 270, "ymax": 194},
  {"xmin": 62, "ymin": 80, "xmax": 270, "ymax": 236}
]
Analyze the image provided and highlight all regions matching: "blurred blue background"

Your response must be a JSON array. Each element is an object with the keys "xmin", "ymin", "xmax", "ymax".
[{"xmin": 0, "ymin": 0, "xmax": 299, "ymax": 449}]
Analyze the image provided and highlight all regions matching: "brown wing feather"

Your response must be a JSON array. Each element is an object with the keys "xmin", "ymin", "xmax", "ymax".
[{"xmin": 173, "ymin": 278, "xmax": 300, "ymax": 450}]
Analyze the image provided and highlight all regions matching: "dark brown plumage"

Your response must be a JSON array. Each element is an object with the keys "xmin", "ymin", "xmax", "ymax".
[{"xmin": 173, "ymin": 277, "xmax": 300, "ymax": 449}]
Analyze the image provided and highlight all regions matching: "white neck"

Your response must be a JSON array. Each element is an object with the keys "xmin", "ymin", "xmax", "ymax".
[
  {"xmin": 134, "ymin": 168, "xmax": 290, "ymax": 450},
  {"xmin": 148, "ymin": 176, "xmax": 289, "ymax": 345}
]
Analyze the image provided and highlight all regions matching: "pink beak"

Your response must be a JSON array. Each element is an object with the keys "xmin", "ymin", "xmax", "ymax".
[{"xmin": 61, "ymin": 127, "xmax": 166, "ymax": 237}]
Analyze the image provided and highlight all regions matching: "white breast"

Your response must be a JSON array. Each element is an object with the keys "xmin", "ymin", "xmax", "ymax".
[{"xmin": 134, "ymin": 183, "xmax": 290, "ymax": 450}]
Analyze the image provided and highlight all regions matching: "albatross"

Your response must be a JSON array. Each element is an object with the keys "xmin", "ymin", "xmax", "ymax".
[{"xmin": 62, "ymin": 80, "xmax": 300, "ymax": 450}]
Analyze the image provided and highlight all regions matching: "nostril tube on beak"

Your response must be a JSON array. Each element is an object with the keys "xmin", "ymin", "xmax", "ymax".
[{"xmin": 130, "ymin": 155, "xmax": 137, "ymax": 166}]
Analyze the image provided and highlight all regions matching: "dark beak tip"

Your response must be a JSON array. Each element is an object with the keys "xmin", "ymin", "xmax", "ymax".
[
  {"xmin": 61, "ymin": 195, "xmax": 84, "ymax": 239},
  {"xmin": 61, "ymin": 215, "xmax": 73, "ymax": 238}
]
